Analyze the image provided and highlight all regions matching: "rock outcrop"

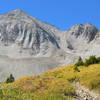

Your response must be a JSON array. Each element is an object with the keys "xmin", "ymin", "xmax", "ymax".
[{"xmin": 73, "ymin": 82, "xmax": 100, "ymax": 100}]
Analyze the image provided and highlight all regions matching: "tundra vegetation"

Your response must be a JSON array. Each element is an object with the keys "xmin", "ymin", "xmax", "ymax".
[{"xmin": 0, "ymin": 56, "xmax": 100, "ymax": 100}]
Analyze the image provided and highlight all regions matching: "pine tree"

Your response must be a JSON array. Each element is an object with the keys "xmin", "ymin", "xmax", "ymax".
[
  {"xmin": 84, "ymin": 56, "xmax": 98, "ymax": 66},
  {"xmin": 6, "ymin": 74, "xmax": 15, "ymax": 83},
  {"xmin": 75, "ymin": 56, "xmax": 84, "ymax": 66}
]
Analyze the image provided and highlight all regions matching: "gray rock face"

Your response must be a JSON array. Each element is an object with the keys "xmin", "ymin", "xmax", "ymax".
[
  {"xmin": 0, "ymin": 10, "xmax": 99, "ymax": 58},
  {"xmin": 0, "ymin": 10, "xmax": 60, "ymax": 57},
  {"xmin": 67, "ymin": 24, "xmax": 97, "ymax": 42},
  {"xmin": 0, "ymin": 9, "xmax": 100, "ymax": 81}
]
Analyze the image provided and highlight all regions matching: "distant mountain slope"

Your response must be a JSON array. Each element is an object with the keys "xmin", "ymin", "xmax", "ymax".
[
  {"xmin": 0, "ymin": 10, "xmax": 100, "ymax": 57},
  {"xmin": 0, "ymin": 9, "xmax": 61, "ymax": 57},
  {"xmin": 0, "ymin": 10, "xmax": 99, "ymax": 58},
  {"xmin": 0, "ymin": 9, "xmax": 100, "ymax": 81}
]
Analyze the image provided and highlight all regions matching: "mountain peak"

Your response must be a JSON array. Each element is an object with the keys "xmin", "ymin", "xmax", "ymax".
[
  {"xmin": 67, "ymin": 23, "xmax": 97, "ymax": 42},
  {"xmin": 71, "ymin": 23, "xmax": 96, "ymax": 29},
  {"xmin": 4, "ymin": 9, "xmax": 28, "ymax": 17},
  {"xmin": 11, "ymin": 9, "xmax": 24, "ymax": 13}
]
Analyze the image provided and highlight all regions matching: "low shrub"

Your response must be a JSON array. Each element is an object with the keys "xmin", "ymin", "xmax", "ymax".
[{"xmin": 73, "ymin": 66, "xmax": 80, "ymax": 72}]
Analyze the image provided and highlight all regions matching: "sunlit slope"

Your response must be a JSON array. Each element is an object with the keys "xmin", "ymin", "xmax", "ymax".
[
  {"xmin": 0, "ymin": 70, "xmax": 75, "ymax": 100},
  {"xmin": 43, "ymin": 64, "xmax": 100, "ymax": 93},
  {"xmin": 0, "ymin": 64, "xmax": 100, "ymax": 100}
]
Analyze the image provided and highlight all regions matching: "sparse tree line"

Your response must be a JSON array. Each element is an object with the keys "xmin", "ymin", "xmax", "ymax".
[
  {"xmin": 75, "ymin": 56, "xmax": 100, "ymax": 67},
  {"xmin": 74, "ymin": 56, "xmax": 100, "ymax": 72}
]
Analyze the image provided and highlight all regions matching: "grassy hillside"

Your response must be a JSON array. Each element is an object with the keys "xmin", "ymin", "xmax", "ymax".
[
  {"xmin": 0, "ymin": 63, "xmax": 100, "ymax": 100},
  {"xmin": 43, "ymin": 64, "xmax": 100, "ymax": 93}
]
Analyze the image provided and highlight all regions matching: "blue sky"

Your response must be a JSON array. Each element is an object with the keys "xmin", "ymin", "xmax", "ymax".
[{"xmin": 0, "ymin": 0, "xmax": 99, "ymax": 30}]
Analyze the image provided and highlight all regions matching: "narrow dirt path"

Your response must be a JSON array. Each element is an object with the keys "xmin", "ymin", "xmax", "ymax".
[{"xmin": 73, "ymin": 82, "xmax": 100, "ymax": 100}]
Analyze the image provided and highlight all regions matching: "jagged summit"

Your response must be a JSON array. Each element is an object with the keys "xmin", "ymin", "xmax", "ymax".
[
  {"xmin": 67, "ymin": 23, "xmax": 98, "ymax": 42},
  {"xmin": 7, "ymin": 9, "xmax": 25, "ymax": 14},
  {"xmin": 4, "ymin": 9, "xmax": 29, "ymax": 16},
  {"xmin": 10, "ymin": 9, "xmax": 24, "ymax": 13},
  {"xmin": 0, "ymin": 9, "xmax": 34, "ymax": 22}
]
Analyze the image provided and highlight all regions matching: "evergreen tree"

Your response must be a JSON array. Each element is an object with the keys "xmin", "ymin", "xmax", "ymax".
[
  {"xmin": 84, "ymin": 56, "xmax": 98, "ymax": 66},
  {"xmin": 6, "ymin": 74, "xmax": 15, "ymax": 83},
  {"xmin": 97, "ymin": 57, "xmax": 100, "ymax": 63},
  {"xmin": 75, "ymin": 56, "xmax": 84, "ymax": 66}
]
